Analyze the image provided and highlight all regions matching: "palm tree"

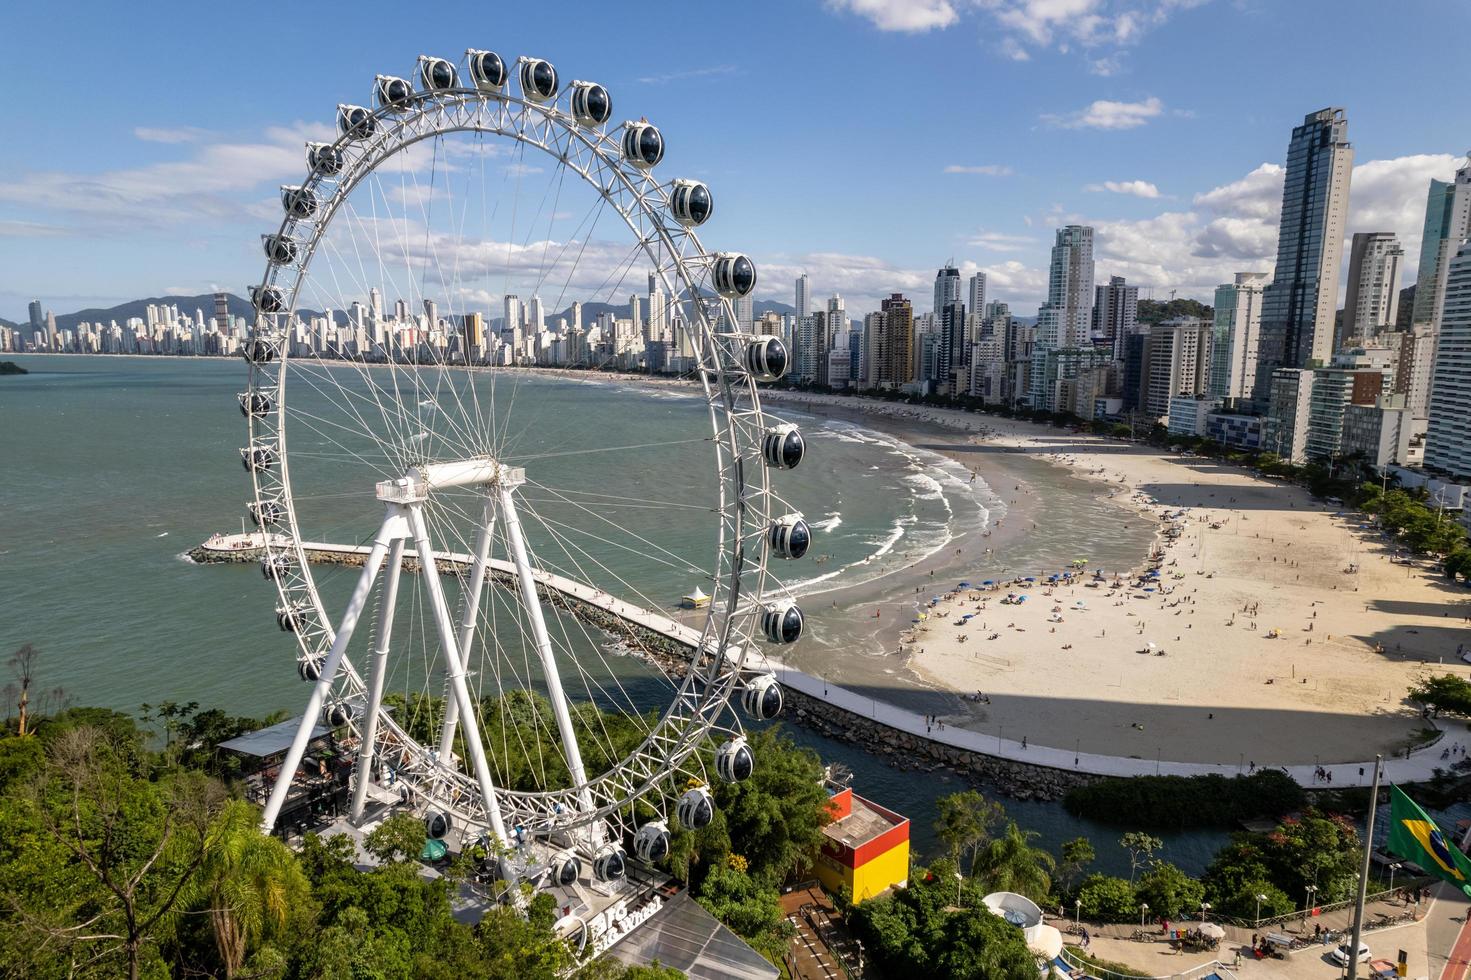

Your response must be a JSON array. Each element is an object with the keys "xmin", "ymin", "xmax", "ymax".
[
  {"xmin": 188, "ymin": 800, "xmax": 309, "ymax": 976},
  {"xmin": 970, "ymin": 822, "xmax": 1055, "ymax": 903}
]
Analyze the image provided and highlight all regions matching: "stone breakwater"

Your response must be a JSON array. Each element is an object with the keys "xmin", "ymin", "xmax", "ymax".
[{"xmin": 190, "ymin": 538, "xmax": 1094, "ymax": 802}]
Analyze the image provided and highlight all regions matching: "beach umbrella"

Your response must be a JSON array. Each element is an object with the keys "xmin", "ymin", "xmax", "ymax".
[
  {"xmin": 983, "ymin": 580, "xmax": 995, "ymax": 586},
  {"xmin": 959, "ymin": 581, "xmax": 971, "ymax": 587},
  {"xmin": 1023, "ymin": 576, "xmax": 1036, "ymax": 582},
  {"xmin": 1198, "ymin": 923, "xmax": 1225, "ymax": 939}
]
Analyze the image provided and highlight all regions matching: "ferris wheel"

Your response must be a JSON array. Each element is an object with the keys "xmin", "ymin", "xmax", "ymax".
[{"xmin": 237, "ymin": 49, "xmax": 813, "ymax": 887}]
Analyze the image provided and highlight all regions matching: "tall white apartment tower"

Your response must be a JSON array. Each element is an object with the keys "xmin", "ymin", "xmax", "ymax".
[
  {"xmin": 1210, "ymin": 272, "xmax": 1270, "ymax": 402},
  {"xmin": 503, "ymin": 295, "xmax": 522, "ymax": 334},
  {"xmin": 827, "ymin": 294, "xmax": 846, "ymax": 346},
  {"xmin": 967, "ymin": 273, "xmax": 987, "ymax": 322},
  {"xmin": 647, "ymin": 272, "xmax": 668, "ymax": 341},
  {"xmin": 1036, "ymin": 225, "xmax": 1095, "ymax": 350},
  {"xmin": 795, "ymin": 274, "xmax": 810, "ymax": 319},
  {"xmin": 733, "ymin": 294, "xmax": 754, "ymax": 333},
  {"xmin": 1424, "ymin": 242, "xmax": 1471, "ymax": 477},
  {"xmin": 1338, "ymin": 232, "xmax": 1404, "ymax": 349},
  {"xmin": 1408, "ymin": 154, "xmax": 1471, "ymax": 416},
  {"xmin": 528, "ymin": 295, "xmax": 546, "ymax": 334},
  {"xmin": 933, "ymin": 264, "xmax": 961, "ymax": 317}
]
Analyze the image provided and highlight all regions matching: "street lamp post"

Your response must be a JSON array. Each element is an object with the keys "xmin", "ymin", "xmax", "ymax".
[
  {"xmin": 1200, "ymin": 901, "xmax": 1212, "ymax": 923},
  {"xmin": 1389, "ymin": 862, "xmax": 1401, "ymax": 900},
  {"xmin": 955, "ymin": 871, "xmax": 963, "ymax": 905},
  {"xmin": 1255, "ymin": 893, "xmax": 1268, "ymax": 924},
  {"xmin": 1305, "ymin": 885, "xmax": 1318, "ymax": 922},
  {"xmin": 1075, "ymin": 898, "xmax": 1082, "ymax": 933},
  {"xmin": 1140, "ymin": 903, "xmax": 1149, "ymax": 929}
]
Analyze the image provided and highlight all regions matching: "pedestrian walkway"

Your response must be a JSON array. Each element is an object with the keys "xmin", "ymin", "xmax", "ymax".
[{"xmin": 203, "ymin": 531, "xmax": 1456, "ymax": 787}]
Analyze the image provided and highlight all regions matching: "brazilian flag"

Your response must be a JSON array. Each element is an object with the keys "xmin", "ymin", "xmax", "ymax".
[{"xmin": 1387, "ymin": 786, "xmax": 1471, "ymax": 897}]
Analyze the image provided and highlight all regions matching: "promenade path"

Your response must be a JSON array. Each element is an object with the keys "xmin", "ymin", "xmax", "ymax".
[{"xmin": 201, "ymin": 533, "xmax": 1456, "ymax": 788}]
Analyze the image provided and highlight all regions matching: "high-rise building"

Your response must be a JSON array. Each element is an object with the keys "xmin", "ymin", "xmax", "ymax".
[
  {"xmin": 28, "ymin": 300, "xmax": 43, "ymax": 335},
  {"xmin": 213, "ymin": 292, "xmax": 232, "ymax": 336},
  {"xmin": 503, "ymin": 295, "xmax": 522, "ymax": 334},
  {"xmin": 1339, "ymin": 232, "xmax": 1404, "ymax": 349},
  {"xmin": 1210, "ymin": 273, "xmax": 1270, "ymax": 402},
  {"xmin": 1408, "ymin": 155, "xmax": 1471, "ymax": 416},
  {"xmin": 933, "ymin": 265, "xmax": 961, "ymax": 317},
  {"xmin": 878, "ymin": 294, "xmax": 913, "ymax": 389},
  {"xmin": 795, "ymin": 274, "xmax": 810, "ymax": 320},
  {"xmin": 1253, "ymin": 108, "xmax": 1353, "ymax": 407},
  {"xmin": 528, "ymin": 295, "xmax": 546, "ymax": 334},
  {"xmin": 1425, "ymin": 242, "xmax": 1471, "ymax": 478},
  {"xmin": 1036, "ymin": 225, "xmax": 1095, "ymax": 351},
  {"xmin": 967, "ymin": 273, "xmax": 987, "ymax": 322},
  {"xmin": 1092, "ymin": 275, "xmax": 1138, "ymax": 358},
  {"xmin": 1139, "ymin": 318, "xmax": 1211, "ymax": 418},
  {"xmin": 733, "ymin": 293, "xmax": 753, "ymax": 333},
  {"xmin": 938, "ymin": 302, "xmax": 967, "ymax": 396}
]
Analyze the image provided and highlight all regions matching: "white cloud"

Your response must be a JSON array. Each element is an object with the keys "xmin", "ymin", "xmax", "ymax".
[
  {"xmin": 1085, "ymin": 179, "xmax": 1161, "ymax": 197},
  {"xmin": 966, "ymin": 231, "xmax": 1038, "ymax": 252},
  {"xmin": 1042, "ymin": 96, "xmax": 1164, "ymax": 129},
  {"xmin": 824, "ymin": 0, "xmax": 959, "ymax": 32},
  {"xmin": 134, "ymin": 126, "xmax": 213, "ymax": 144},
  {"xmin": 975, "ymin": 0, "xmax": 1210, "ymax": 61},
  {"xmin": 943, "ymin": 164, "xmax": 1015, "ymax": 176},
  {"xmin": 0, "ymin": 121, "xmax": 336, "ymax": 229},
  {"xmin": 1088, "ymin": 153, "xmax": 1461, "ymax": 301},
  {"xmin": 636, "ymin": 65, "xmax": 738, "ymax": 85},
  {"xmin": 505, "ymin": 163, "xmax": 545, "ymax": 178}
]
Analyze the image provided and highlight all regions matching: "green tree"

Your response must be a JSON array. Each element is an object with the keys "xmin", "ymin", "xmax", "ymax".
[
  {"xmin": 1410, "ymin": 674, "xmax": 1471, "ymax": 718},
  {"xmin": 934, "ymin": 907, "xmax": 1043, "ymax": 979},
  {"xmin": 934, "ymin": 789, "xmax": 1006, "ymax": 868},
  {"xmin": 1058, "ymin": 837, "xmax": 1095, "ymax": 895},
  {"xmin": 1119, "ymin": 832, "xmax": 1163, "ymax": 883},
  {"xmin": 969, "ymin": 821, "xmax": 1055, "ymax": 902},
  {"xmin": 696, "ymin": 861, "xmax": 793, "ymax": 961},
  {"xmin": 1075, "ymin": 874, "xmax": 1138, "ymax": 923},
  {"xmin": 9, "ymin": 725, "xmax": 225, "ymax": 980},
  {"xmin": 366, "ymin": 811, "xmax": 429, "ymax": 864},
  {"xmin": 1133, "ymin": 861, "xmax": 1204, "ymax": 920},
  {"xmin": 187, "ymin": 798, "xmax": 311, "ymax": 977},
  {"xmin": 714, "ymin": 727, "xmax": 830, "ymax": 884}
]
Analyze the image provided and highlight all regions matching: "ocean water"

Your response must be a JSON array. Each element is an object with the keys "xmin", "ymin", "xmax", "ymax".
[{"xmin": 0, "ymin": 353, "xmax": 1222, "ymax": 873}]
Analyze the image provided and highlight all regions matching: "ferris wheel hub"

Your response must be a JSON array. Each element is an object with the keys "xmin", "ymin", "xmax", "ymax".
[{"xmin": 375, "ymin": 456, "xmax": 526, "ymax": 502}]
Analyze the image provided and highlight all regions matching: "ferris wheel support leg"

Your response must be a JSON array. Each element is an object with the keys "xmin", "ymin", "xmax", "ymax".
[
  {"xmin": 406, "ymin": 504, "xmax": 511, "ymax": 847},
  {"xmin": 350, "ymin": 535, "xmax": 407, "ymax": 825},
  {"xmin": 498, "ymin": 485, "xmax": 596, "ymax": 823},
  {"xmin": 436, "ymin": 496, "xmax": 498, "ymax": 764},
  {"xmin": 260, "ymin": 514, "xmax": 403, "ymax": 834}
]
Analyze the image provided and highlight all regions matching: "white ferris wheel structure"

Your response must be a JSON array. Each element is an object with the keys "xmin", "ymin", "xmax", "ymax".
[{"xmin": 237, "ymin": 48, "xmax": 813, "ymax": 898}]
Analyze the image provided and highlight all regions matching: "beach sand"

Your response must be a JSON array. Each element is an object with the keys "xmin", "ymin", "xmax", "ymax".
[{"xmin": 759, "ymin": 392, "xmax": 1471, "ymax": 766}]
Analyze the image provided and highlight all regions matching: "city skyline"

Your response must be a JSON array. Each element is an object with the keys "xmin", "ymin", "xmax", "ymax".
[{"xmin": 3, "ymin": 0, "xmax": 1470, "ymax": 320}]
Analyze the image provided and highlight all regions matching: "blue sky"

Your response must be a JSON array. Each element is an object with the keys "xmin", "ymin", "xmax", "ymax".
[{"xmin": 4, "ymin": 0, "xmax": 1470, "ymax": 320}]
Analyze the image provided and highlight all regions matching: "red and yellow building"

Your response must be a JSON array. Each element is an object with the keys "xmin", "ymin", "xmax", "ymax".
[{"xmin": 814, "ymin": 782, "xmax": 910, "ymax": 901}]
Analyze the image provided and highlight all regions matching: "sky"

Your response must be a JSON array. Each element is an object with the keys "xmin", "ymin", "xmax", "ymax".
[{"xmin": 4, "ymin": 0, "xmax": 1470, "ymax": 322}]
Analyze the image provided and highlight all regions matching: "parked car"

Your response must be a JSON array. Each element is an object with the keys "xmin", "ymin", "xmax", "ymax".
[{"xmin": 1332, "ymin": 942, "xmax": 1371, "ymax": 965}]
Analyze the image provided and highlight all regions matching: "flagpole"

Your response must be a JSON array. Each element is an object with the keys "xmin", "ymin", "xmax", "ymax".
[{"xmin": 1345, "ymin": 754, "xmax": 1381, "ymax": 980}]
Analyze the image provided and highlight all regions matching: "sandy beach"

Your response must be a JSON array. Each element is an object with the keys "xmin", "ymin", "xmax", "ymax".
[{"xmin": 758, "ymin": 391, "xmax": 1471, "ymax": 766}]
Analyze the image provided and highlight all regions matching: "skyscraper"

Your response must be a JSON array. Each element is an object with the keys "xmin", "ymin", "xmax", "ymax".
[
  {"xmin": 1092, "ymin": 275, "xmax": 1138, "ymax": 358},
  {"xmin": 28, "ymin": 300, "xmax": 44, "ymax": 335},
  {"xmin": 933, "ymin": 264, "xmax": 961, "ymax": 317},
  {"xmin": 1408, "ymin": 155, "xmax": 1471, "ymax": 415},
  {"xmin": 827, "ymin": 294, "xmax": 846, "ymax": 345},
  {"xmin": 1339, "ymin": 232, "xmax": 1404, "ymax": 349},
  {"xmin": 794, "ymin": 274, "xmax": 810, "ymax": 320},
  {"xmin": 1425, "ymin": 242, "xmax": 1471, "ymax": 477},
  {"xmin": 878, "ymin": 293, "xmax": 913, "ymax": 388},
  {"xmin": 1036, "ymin": 226, "xmax": 1095, "ymax": 350},
  {"xmin": 1253, "ymin": 107, "xmax": 1354, "ymax": 407},
  {"xmin": 967, "ymin": 273, "xmax": 987, "ymax": 321},
  {"xmin": 938, "ymin": 301, "xmax": 966, "ymax": 395},
  {"xmin": 1210, "ymin": 273, "xmax": 1270, "ymax": 402}
]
